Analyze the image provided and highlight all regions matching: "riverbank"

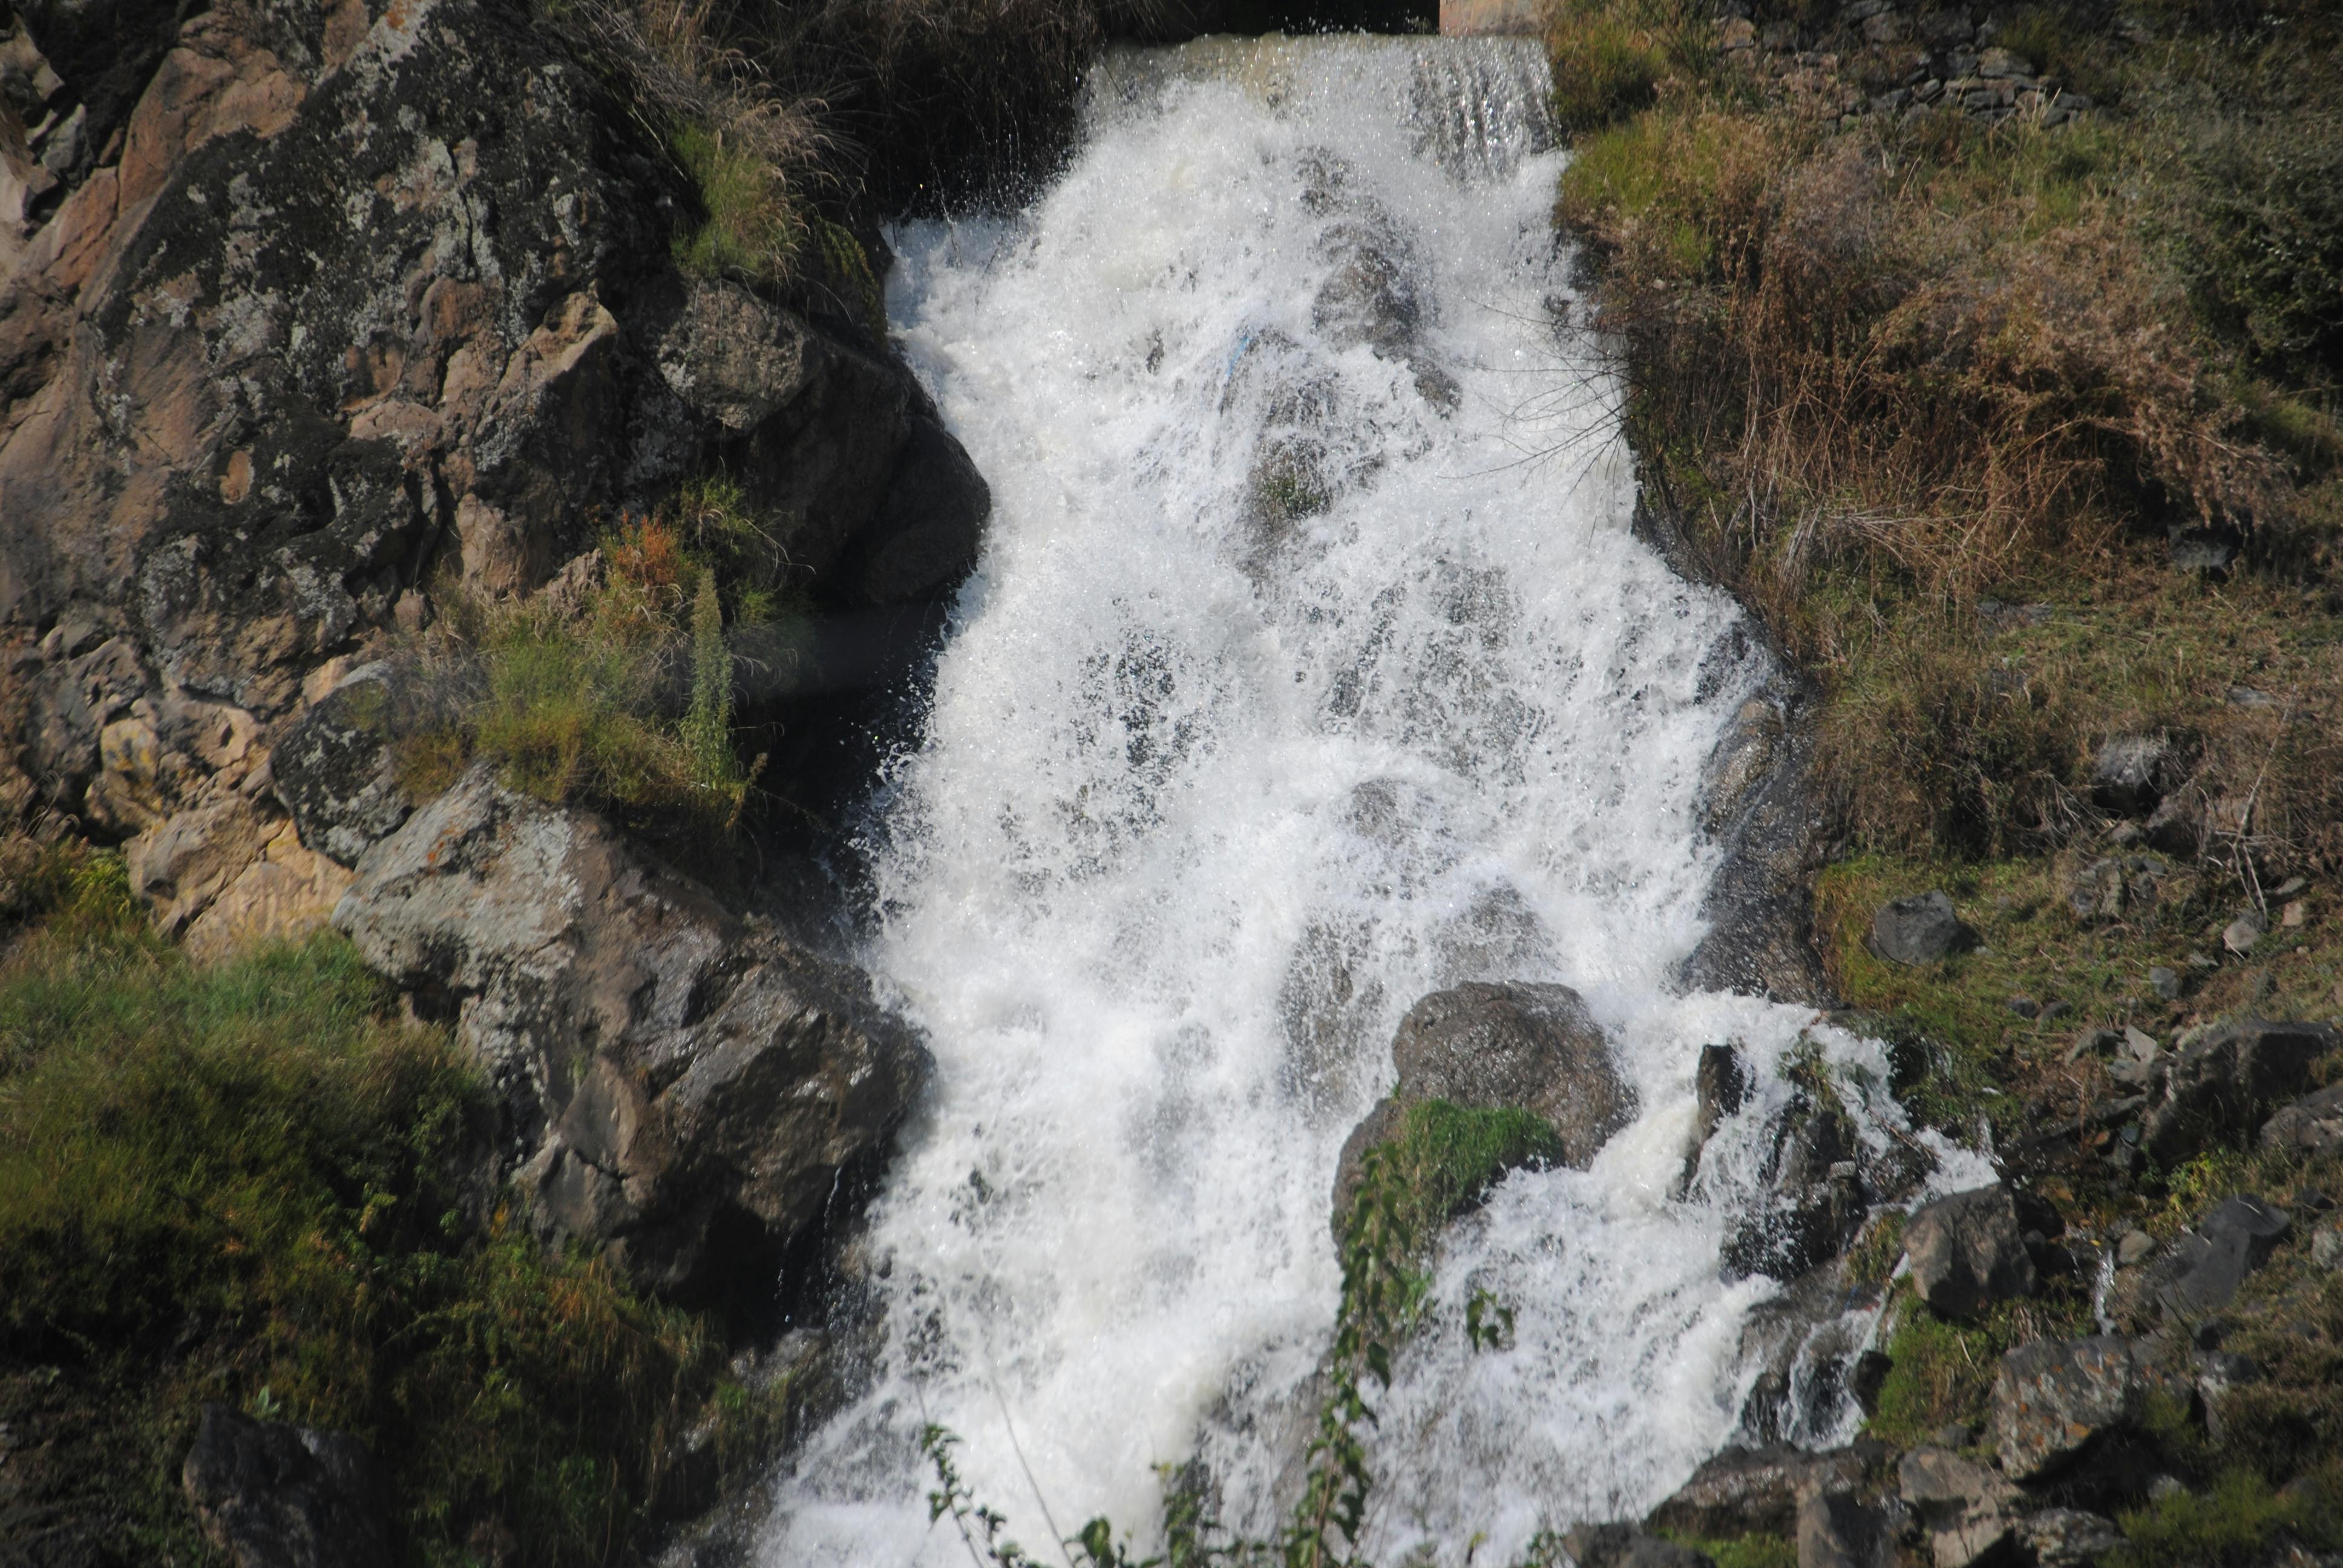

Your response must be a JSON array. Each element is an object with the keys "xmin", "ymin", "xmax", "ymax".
[{"xmin": 1552, "ymin": 0, "xmax": 2343, "ymax": 1561}]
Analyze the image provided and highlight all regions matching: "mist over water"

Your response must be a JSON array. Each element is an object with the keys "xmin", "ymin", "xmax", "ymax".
[{"xmin": 762, "ymin": 37, "xmax": 1968, "ymax": 1564}]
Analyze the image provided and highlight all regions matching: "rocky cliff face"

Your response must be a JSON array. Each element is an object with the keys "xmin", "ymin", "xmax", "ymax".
[{"xmin": 0, "ymin": 0, "xmax": 988, "ymax": 955}]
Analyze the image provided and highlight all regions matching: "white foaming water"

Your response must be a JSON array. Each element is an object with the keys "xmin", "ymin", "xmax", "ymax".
[{"xmin": 763, "ymin": 36, "xmax": 1962, "ymax": 1564}]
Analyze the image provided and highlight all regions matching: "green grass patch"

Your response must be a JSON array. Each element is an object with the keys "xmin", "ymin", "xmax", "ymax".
[
  {"xmin": 2112, "ymin": 1464, "xmax": 2343, "ymax": 1568},
  {"xmin": 0, "ymin": 867, "xmax": 779, "ymax": 1565},
  {"xmin": 1865, "ymin": 1290, "xmax": 2094, "ymax": 1450},
  {"xmin": 1357, "ymin": 1099, "xmax": 1569, "ymax": 1247},
  {"xmin": 1657, "ymin": 1532, "xmax": 1797, "ymax": 1568},
  {"xmin": 669, "ymin": 120, "xmax": 802, "ymax": 285}
]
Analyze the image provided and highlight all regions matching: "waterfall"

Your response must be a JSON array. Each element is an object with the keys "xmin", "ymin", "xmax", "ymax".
[{"xmin": 762, "ymin": 36, "xmax": 1977, "ymax": 1564}]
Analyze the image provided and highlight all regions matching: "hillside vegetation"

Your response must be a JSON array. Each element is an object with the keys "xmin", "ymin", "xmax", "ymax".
[{"xmin": 1552, "ymin": 1, "xmax": 2343, "ymax": 1561}]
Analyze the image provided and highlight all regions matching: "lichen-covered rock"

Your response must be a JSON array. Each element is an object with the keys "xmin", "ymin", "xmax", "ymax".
[
  {"xmin": 0, "ymin": 0, "xmax": 985, "ymax": 940},
  {"xmin": 270, "ymin": 665, "xmax": 413, "ymax": 867},
  {"xmin": 1990, "ymin": 1335, "xmax": 2140, "ymax": 1480},
  {"xmin": 1903, "ymin": 1184, "xmax": 2036, "ymax": 1321},
  {"xmin": 333, "ymin": 765, "xmax": 929, "ymax": 1294},
  {"xmin": 182, "ymin": 1403, "xmax": 391, "ymax": 1568}
]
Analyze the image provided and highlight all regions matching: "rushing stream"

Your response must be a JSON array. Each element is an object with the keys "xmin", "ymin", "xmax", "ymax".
[{"xmin": 763, "ymin": 36, "xmax": 1978, "ymax": 1564}]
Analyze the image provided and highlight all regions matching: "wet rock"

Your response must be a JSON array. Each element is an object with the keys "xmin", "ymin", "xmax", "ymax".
[
  {"xmin": 1990, "ymin": 1335, "xmax": 2140, "ymax": 1479},
  {"xmin": 2141, "ymin": 1018, "xmax": 2336, "ymax": 1166},
  {"xmin": 1904, "ymin": 1184, "xmax": 2036, "ymax": 1321},
  {"xmin": 334, "ymin": 766, "xmax": 929, "ymax": 1295},
  {"xmin": 182, "ymin": 1404, "xmax": 391, "ymax": 1568},
  {"xmin": 1721, "ymin": 1088, "xmax": 1870, "ymax": 1284},
  {"xmin": 2261, "ymin": 1082, "xmax": 2343, "ymax": 1155},
  {"xmin": 1897, "ymin": 1446, "xmax": 2018, "ymax": 1568},
  {"xmin": 1645, "ymin": 1444, "xmax": 1869, "ymax": 1540},
  {"xmin": 1559, "ymin": 1522, "xmax": 1713, "ymax": 1568},
  {"xmin": 1680, "ymin": 1040, "xmax": 1750, "ymax": 1193},
  {"xmin": 1866, "ymin": 890, "xmax": 1974, "ymax": 965},
  {"xmin": 1386, "ymin": 982, "xmax": 1633, "ymax": 1160},
  {"xmin": 2017, "ymin": 1509, "xmax": 2124, "ymax": 1567},
  {"xmin": 2149, "ymin": 1197, "xmax": 2290, "ymax": 1321},
  {"xmin": 1678, "ymin": 670, "xmax": 1831, "ymax": 1005},
  {"xmin": 2090, "ymin": 735, "xmax": 2181, "ymax": 816}
]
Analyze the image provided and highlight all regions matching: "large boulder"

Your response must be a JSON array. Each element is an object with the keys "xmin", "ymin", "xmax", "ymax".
[
  {"xmin": 333, "ymin": 765, "xmax": 929, "ymax": 1294},
  {"xmin": 2140, "ymin": 1019, "xmax": 2337, "ymax": 1166},
  {"xmin": 1903, "ymin": 1184, "xmax": 2036, "ymax": 1321},
  {"xmin": 1329, "ymin": 981, "xmax": 1633, "ymax": 1231},
  {"xmin": 1990, "ymin": 1336, "xmax": 2140, "ymax": 1480},
  {"xmin": 0, "ymin": 0, "xmax": 985, "ymax": 937},
  {"xmin": 182, "ymin": 1404, "xmax": 391, "ymax": 1568}
]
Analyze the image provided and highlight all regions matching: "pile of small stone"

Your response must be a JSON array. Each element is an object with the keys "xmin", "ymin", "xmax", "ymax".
[{"xmin": 1714, "ymin": 2, "xmax": 2097, "ymax": 132}]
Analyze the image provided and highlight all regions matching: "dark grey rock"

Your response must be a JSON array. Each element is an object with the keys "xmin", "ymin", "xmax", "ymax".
[
  {"xmin": 1721, "ymin": 1087, "xmax": 1872, "ymax": 1282},
  {"xmin": 1558, "ymin": 1522, "xmax": 1712, "ymax": 1568},
  {"xmin": 2141, "ymin": 1018, "xmax": 2336, "ymax": 1166},
  {"xmin": 335, "ymin": 766, "xmax": 929, "ymax": 1296},
  {"xmin": 1679, "ymin": 1041, "xmax": 1749, "ymax": 1194},
  {"xmin": 1388, "ymin": 982, "xmax": 1629, "ymax": 1149},
  {"xmin": 2091, "ymin": 735, "xmax": 2181, "ymax": 816},
  {"xmin": 1904, "ymin": 1184, "xmax": 2037, "ymax": 1320},
  {"xmin": 182, "ymin": 1404, "xmax": 391, "ymax": 1568},
  {"xmin": 1795, "ymin": 1486, "xmax": 1891, "ymax": 1568},
  {"xmin": 1643, "ymin": 1445, "xmax": 1868, "ymax": 1541},
  {"xmin": 1991, "ymin": 1336, "xmax": 2140, "ymax": 1479},
  {"xmin": 1677, "ymin": 670, "xmax": 1832, "ymax": 1007},
  {"xmin": 2261, "ymin": 1082, "xmax": 2343, "ymax": 1155},
  {"xmin": 2149, "ymin": 966, "xmax": 2181, "ymax": 1002},
  {"xmin": 1866, "ymin": 890, "xmax": 1974, "ymax": 965},
  {"xmin": 1329, "ymin": 981, "xmax": 1630, "ymax": 1235},
  {"xmin": 2151, "ymin": 1197, "xmax": 2290, "ymax": 1321}
]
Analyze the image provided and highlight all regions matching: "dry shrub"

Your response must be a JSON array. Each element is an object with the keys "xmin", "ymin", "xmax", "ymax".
[{"xmin": 1567, "ymin": 108, "xmax": 2272, "ymax": 627}]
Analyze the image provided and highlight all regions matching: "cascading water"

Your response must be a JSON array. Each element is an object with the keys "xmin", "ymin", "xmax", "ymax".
[{"xmin": 764, "ymin": 35, "xmax": 1982, "ymax": 1564}]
